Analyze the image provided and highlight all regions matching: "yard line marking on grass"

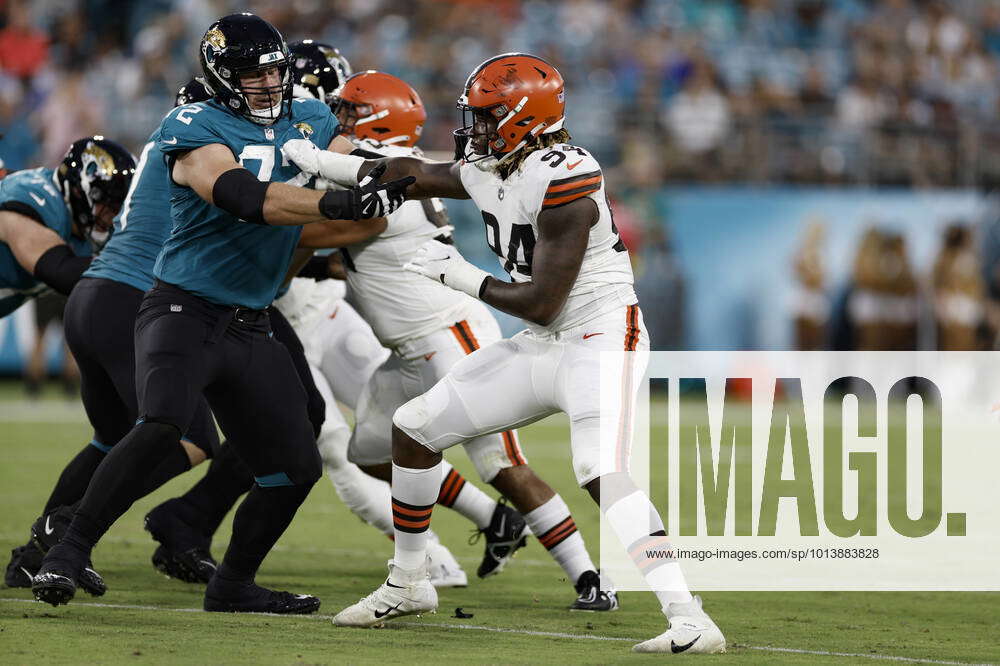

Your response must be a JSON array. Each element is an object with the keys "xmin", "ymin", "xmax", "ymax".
[{"xmin": 1, "ymin": 597, "xmax": 992, "ymax": 665}]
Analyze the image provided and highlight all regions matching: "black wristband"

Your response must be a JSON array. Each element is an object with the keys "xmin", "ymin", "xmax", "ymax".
[
  {"xmin": 212, "ymin": 168, "xmax": 270, "ymax": 225},
  {"xmin": 319, "ymin": 189, "xmax": 358, "ymax": 221},
  {"xmin": 33, "ymin": 244, "xmax": 92, "ymax": 295},
  {"xmin": 297, "ymin": 255, "xmax": 331, "ymax": 281},
  {"xmin": 350, "ymin": 148, "xmax": 386, "ymax": 159}
]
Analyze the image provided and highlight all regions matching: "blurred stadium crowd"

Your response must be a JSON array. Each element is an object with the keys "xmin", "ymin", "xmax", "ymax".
[
  {"xmin": 4, "ymin": 0, "xmax": 1000, "ymax": 185},
  {"xmin": 1, "ymin": 0, "xmax": 999, "ymax": 372}
]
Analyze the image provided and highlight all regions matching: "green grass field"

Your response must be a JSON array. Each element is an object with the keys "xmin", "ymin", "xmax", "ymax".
[{"xmin": 0, "ymin": 383, "xmax": 997, "ymax": 665}]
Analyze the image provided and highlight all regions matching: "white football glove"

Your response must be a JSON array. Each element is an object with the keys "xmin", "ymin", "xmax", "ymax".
[
  {"xmin": 403, "ymin": 239, "xmax": 491, "ymax": 299},
  {"xmin": 282, "ymin": 138, "xmax": 366, "ymax": 186}
]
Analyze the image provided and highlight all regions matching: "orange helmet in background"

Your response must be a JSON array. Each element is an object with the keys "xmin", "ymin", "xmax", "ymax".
[
  {"xmin": 332, "ymin": 71, "xmax": 426, "ymax": 147},
  {"xmin": 455, "ymin": 53, "xmax": 565, "ymax": 166}
]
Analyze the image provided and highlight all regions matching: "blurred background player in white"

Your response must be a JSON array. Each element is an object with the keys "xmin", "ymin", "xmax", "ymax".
[
  {"xmin": 284, "ymin": 53, "xmax": 725, "ymax": 654},
  {"xmin": 286, "ymin": 69, "xmax": 614, "ymax": 610}
]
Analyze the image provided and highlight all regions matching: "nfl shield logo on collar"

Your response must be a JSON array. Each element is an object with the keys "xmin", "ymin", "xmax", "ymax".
[
  {"xmin": 265, "ymin": 128, "xmax": 274, "ymax": 140},
  {"xmin": 498, "ymin": 186, "xmax": 504, "ymax": 201}
]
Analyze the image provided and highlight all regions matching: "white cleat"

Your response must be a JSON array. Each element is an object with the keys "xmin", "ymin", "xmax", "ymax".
[
  {"xmin": 333, "ymin": 560, "xmax": 438, "ymax": 628},
  {"xmin": 632, "ymin": 596, "xmax": 726, "ymax": 654},
  {"xmin": 426, "ymin": 540, "xmax": 467, "ymax": 588}
]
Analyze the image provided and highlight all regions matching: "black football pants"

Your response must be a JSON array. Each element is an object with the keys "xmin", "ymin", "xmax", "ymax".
[{"xmin": 64, "ymin": 282, "xmax": 321, "ymax": 580}]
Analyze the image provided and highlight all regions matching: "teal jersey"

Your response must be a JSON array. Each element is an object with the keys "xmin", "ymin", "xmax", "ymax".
[
  {"xmin": 85, "ymin": 132, "xmax": 171, "ymax": 292},
  {"xmin": 0, "ymin": 168, "xmax": 89, "ymax": 317},
  {"xmin": 153, "ymin": 98, "xmax": 338, "ymax": 309}
]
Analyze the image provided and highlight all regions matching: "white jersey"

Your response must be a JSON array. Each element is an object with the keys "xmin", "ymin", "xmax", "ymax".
[
  {"xmin": 459, "ymin": 143, "xmax": 636, "ymax": 333},
  {"xmin": 343, "ymin": 139, "xmax": 476, "ymax": 349}
]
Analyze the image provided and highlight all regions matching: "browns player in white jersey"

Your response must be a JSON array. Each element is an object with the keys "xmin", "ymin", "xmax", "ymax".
[
  {"xmin": 283, "ymin": 55, "xmax": 725, "ymax": 654},
  {"xmin": 289, "ymin": 71, "xmax": 613, "ymax": 607}
]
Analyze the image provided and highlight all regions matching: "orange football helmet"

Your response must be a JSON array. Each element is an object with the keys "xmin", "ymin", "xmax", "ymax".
[
  {"xmin": 331, "ymin": 71, "xmax": 426, "ymax": 147},
  {"xmin": 455, "ymin": 53, "xmax": 565, "ymax": 166}
]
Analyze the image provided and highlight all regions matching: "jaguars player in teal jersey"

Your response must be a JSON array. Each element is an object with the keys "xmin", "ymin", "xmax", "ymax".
[
  {"xmin": 3, "ymin": 80, "xmax": 224, "ymax": 594},
  {"xmin": 0, "ymin": 137, "xmax": 134, "ymax": 318},
  {"xmin": 32, "ymin": 12, "xmax": 413, "ymax": 613}
]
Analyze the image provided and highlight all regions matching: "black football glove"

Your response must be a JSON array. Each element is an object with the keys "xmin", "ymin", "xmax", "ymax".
[
  {"xmin": 355, "ymin": 163, "xmax": 414, "ymax": 219},
  {"xmin": 318, "ymin": 163, "xmax": 414, "ymax": 221}
]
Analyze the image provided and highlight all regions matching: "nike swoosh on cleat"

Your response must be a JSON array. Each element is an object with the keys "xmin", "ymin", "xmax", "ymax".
[
  {"xmin": 494, "ymin": 514, "xmax": 507, "ymax": 538},
  {"xmin": 671, "ymin": 636, "xmax": 700, "ymax": 654},
  {"xmin": 385, "ymin": 579, "xmax": 405, "ymax": 589},
  {"xmin": 44, "ymin": 516, "xmax": 54, "ymax": 535},
  {"xmin": 374, "ymin": 602, "xmax": 402, "ymax": 619}
]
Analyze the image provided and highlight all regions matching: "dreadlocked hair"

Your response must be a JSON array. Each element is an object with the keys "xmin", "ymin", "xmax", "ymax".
[{"xmin": 496, "ymin": 128, "xmax": 572, "ymax": 180}]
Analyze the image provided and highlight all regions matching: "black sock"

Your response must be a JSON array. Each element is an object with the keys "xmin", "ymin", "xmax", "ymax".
[
  {"xmin": 43, "ymin": 443, "xmax": 107, "ymax": 513},
  {"xmin": 174, "ymin": 442, "xmax": 254, "ymax": 539},
  {"xmin": 64, "ymin": 422, "xmax": 183, "ymax": 555},
  {"xmin": 219, "ymin": 482, "xmax": 314, "ymax": 582}
]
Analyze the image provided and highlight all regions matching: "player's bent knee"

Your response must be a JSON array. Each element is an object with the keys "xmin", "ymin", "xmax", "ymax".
[{"xmin": 135, "ymin": 419, "xmax": 183, "ymax": 442}]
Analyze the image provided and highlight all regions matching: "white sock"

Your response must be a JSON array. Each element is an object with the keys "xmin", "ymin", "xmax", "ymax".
[
  {"xmin": 437, "ymin": 460, "xmax": 495, "ymax": 530},
  {"xmin": 604, "ymin": 490, "xmax": 693, "ymax": 611},
  {"xmin": 523, "ymin": 494, "xmax": 594, "ymax": 583},
  {"xmin": 391, "ymin": 462, "xmax": 441, "ymax": 570}
]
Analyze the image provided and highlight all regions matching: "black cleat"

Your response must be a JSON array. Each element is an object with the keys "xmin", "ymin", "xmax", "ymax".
[
  {"xmin": 571, "ymin": 570, "xmax": 619, "ymax": 612},
  {"xmin": 204, "ymin": 576, "xmax": 320, "ymax": 614},
  {"xmin": 30, "ymin": 506, "xmax": 106, "ymax": 596},
  {"xmin": 31, "ymin": 543, "xmax": 91, "ymax": 607},
  {"xmin": 30, "ymin": 506, "xmax": 75, "ymax": 553},
  {"xmin": 151, "ymin": 544, "xmax": 217, "ymax": 584},
  {"xmin": 5, "ymin": 543, "xmax": 43, "ymax": 588},
  {"xmin": 145, "ymin": 500, "xmax": 217, "ymax": 584},
  {"xmin": 475, "ymin": 501, "xmax": 528, "ymax": 578}
]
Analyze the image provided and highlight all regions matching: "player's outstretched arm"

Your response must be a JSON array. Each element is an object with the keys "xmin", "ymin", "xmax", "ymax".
[
  {"xmin": 173, "ymin": 143, "xmax": 412, "ymax": 225},
  {"xmin": 283, "ymin": 139, "xmax": 468, "ymax": 200},
  {"xmin": 297, "ymin": 216, "xmax": 388, "ymax": 249},
  {"xmin": 405, "ymin": 197, "xmax": 595, "ymax": 326},
  {"xmin": 0, "ymin": 211, "xmax": 90, "ymax": 295}
]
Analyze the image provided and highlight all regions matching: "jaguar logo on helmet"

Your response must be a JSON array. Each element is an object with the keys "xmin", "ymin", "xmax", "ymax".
[
  {"xmin": 56, "ymin": 136, "xmax": 136, "ymax": 251},
  {"xmin": 205, "ymin": 27, "xmax": 226, "ymax": 53},
  {"xmin": 294, "ymin": 122, "xmax": 314, "ymax": 138},
  {"xmin": 82, "ymin": 143, "xmax": 117, "ymax": 182}
]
